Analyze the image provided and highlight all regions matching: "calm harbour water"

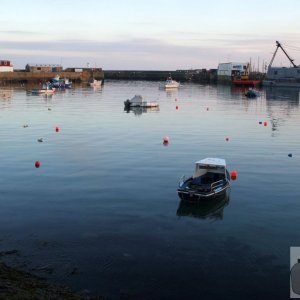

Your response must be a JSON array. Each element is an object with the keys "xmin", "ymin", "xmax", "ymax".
[{"xmin": 1, "ymin": 81, "xmax": 300, "ymax": 299}]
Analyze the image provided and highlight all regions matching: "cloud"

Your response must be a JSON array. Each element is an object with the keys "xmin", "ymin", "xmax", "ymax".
[
  {"xmin": 0, "ymin": 30, "xmax": 40, "ymax": 35},
  {"xmin": 1, "ymin": 37, "xmax": 300, "ymax": 70}
]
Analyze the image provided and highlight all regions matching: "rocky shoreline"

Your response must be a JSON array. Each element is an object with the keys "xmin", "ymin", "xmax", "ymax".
[{"xmin": 0, "ymin": 262, "xmax": 103, "ymax": 300}]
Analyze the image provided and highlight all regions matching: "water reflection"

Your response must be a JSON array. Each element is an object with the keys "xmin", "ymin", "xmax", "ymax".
[
  {"xmin": 176, "ymin": 195, "xmax": 230, "ymax": 221},
  {"xmin": 124, "ymin": 106, "xmax": 160, "ymax": 116},
  {"xmin": 265, "ymin": 88, "xmax": 299, "ymax": 134},
  {"xmin": 165, "ymin": 89, "xmax": 179, "ymax": 98},
  {"xmin": 0, "ymin": 88, "xmax": 14, "ymax": 99},
  {"xmin": 265, "ymin": 87, "xmax": 300, "ymax": 104}
]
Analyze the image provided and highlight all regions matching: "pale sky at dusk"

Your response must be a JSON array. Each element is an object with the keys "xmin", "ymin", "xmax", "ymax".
[{"xmin": 1, "ymin": 0, "xmax": 300, "ymax": 70}]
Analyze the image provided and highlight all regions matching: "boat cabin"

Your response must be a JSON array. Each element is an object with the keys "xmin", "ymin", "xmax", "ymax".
[{"xmin": 192, "ymin": 158, "xmax": 227, "ymax": 185}]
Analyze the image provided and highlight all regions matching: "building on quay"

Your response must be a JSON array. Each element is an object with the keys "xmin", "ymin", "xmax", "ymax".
[
  {"xmin": 25, "ymin": 64, "xmax": 63, "ymax": 73},
  {"xmin": 0, "ymin": 60, "xmax": 13, "ymax": 72},
  {"xmin": 217, "ymin": 62, "xmax": 248, "ymax": 82}
]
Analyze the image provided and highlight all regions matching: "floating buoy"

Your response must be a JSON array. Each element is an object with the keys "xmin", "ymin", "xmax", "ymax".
[
  {"xmin": 264, "ymin": 121, "xmax": 268, "ymax": 126},
  {"xmin": 206, "ymin": 107, "xmax": 209, "ymax": 111},
  {"xmin": 55, "ymin": 127, "xmax": 60, "ymax": 132},
  {"xmin": 230, "ymin": 170, "xmax": 238, "ymax": 180},
  {"xmin": 176, "ymin": 105, "xmax": 179, "ymax": 110},
  {"xmin": 225, "ymin": 137, "xmax": 229, "ymax": 142},
  {"xmin": 163, "ymin": 136, "xmax": 169, "ymax": 144},
  {"xmin": 48, "ymin": 108, "xmax": 52, "ymax": 111},
  {"xmin": 259, "ymin": 121, "xmax": 262, "ymax": 124},
  {"xmin": 288, "ymin": 153, "xmax": 293, "ymax": 157},
  {"xmin": 35, "ymin": 160, "xmax": 41, "ymax": 168}
]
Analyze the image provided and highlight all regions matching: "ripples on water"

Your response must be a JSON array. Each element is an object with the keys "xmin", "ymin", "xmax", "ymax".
[{"xmin": 0, "ymin": 81, "xmax": 300, "ymax": 299}]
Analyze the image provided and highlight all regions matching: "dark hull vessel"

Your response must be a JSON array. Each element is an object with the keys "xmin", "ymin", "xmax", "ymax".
[
  {"xmin": 177, "ymin": 158, "xmax": 231, "ymax": 202},
  {"xmin": 245, "ymin": 89, "xmax": 260, "ymax": 98}
]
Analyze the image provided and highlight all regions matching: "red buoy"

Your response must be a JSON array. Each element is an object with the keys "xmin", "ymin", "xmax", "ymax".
[
  {"xmin": 55, "ymin": 127, "xmax": 60, "ymax": 132},
  {"xmin": 264, "ymin": 121, "xmax": 267, "ymax": 126},
  {"xmin": 176, "ymin": 105, "xmax": 179, "ymax": 110},
  {"xmin": 163, "ymin": 136, "xmax": 169, "ymax": 145},
  {"xmin": 35, "ymin": 160, "xmax": 41, "ymax": 168},
  {"xmin": 230, "ymin": 170, "xmax": 237, "ymax": 180}
]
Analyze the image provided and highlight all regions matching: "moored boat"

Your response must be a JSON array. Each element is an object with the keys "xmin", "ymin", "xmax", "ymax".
[
  {"xmin": 164, "ymin": 76, "xmax": 180, "ymax": 89},
  {"xmin": 124, "ymin": 95, "xmax": 159, "ymax": 108},
  {"xmin": 51, "ymin": 75, "xmax": 72, "ymax": 89},
  {"xmin": 88, "ymin": 79, "xmax": 102, "ymax": 87},
  {"xmin": 245, "ymin": 88, "xmax": 260, "ymax": 98},
  {"xmin": 178, "ymin": 158, "xmax": 230, "ymax": 201},
  {"xmin": 233, "ymin": 79, "xmax": 262, "ymax": 86},
  {"xmin": 30, "ymin": 83, "xmax": 55, "ymax": 95}
]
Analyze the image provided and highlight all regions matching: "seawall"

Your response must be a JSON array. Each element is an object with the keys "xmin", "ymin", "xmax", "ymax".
[
  {"xmin": 0, "ymin": 70, "xmax": 104, "ymax": 84},
  {"xmin": 104, "ymin": 70, "xmax": 217, "ymax": 83}
]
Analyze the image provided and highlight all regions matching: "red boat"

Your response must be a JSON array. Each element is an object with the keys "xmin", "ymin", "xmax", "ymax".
[
  {"xmin": 232, "ymin": 79, "xmax": 262, "ymax": 86},
  {"xmin": 232, "ymin": 62, "xmax": 262, "ymax": 86}
]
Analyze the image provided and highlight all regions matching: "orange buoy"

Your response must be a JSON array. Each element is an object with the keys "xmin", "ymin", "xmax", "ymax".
[
  {"xmin": 35, "ymin": 160, "xmax": 41, "ymax": 168},
  {"xmin": 264, "ymin": 121, "xmax": 267, "ymax": 126},
  {"xmin": 230, "ymin": 170, "xmax": 237, "ymax": 180},
  {"xmin": 55, "ymin": 126, "xmax": 60, "ymax": 132}
]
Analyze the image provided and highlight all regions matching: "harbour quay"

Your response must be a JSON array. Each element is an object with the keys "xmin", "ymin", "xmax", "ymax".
[
  {"xmin": 0, "ymin": 64, "xmax": 104, "ymax": 85},
  {"xmin": 104, "ymin": 69, "xmax": 218, "ymax": 83}
]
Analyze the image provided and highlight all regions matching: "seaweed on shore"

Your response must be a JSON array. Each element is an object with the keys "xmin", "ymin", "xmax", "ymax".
[{"xmin": 0, "ymin": 262, "xmax": 103, "ymax": 300}]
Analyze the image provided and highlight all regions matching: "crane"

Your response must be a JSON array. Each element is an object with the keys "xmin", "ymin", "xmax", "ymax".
[{"xmin": 269, "ymin": 41, "xmax": 298, "ymax": 68}]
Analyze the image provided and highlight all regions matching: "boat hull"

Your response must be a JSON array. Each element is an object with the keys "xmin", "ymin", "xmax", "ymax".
[
  {"xmin": 31, "ymin": 89, "xmax": 55, "ymax": 95},
  {"xmin": 124, "ymin": 100, "xmax": 159, "ymax": 108},
  {"xmin": 165, "ymin": 84, "xmax": 179, "ymax": 89},
  {"xmin": 178, "ymin": 185, "xmax": 230, "ymax": 202},
  {"xmin": 233, "ymin": 80, "xmax": 261, "ymax": 86},
  {"xmin": 177, "ymin": 175, "xmax": 230, "ymax": 202}
]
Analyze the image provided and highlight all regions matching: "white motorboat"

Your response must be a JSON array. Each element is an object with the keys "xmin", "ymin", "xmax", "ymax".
[
  {"xmin": 164, "ymin": 76, "xmax": 180, "ymax": 89},
  {"xmin": 124, "ymin": 95, "xmax": 159, "ymax": 108},
  {"xmin": 178, "ymin": 158, "xmax": 231, "ymax": 201},
  {"xmin": 88, "ymin": 79, "xmax": 102, "ymax": 87},
  {"xmin": 31, "ymin": 83, "xmax": 55, "ymax": 95}
]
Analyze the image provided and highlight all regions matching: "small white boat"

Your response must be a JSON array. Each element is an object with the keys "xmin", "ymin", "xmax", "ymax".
[
  {"xmin": 178, "ymin": 158, "xmax": 231, "ymax": 201},
  {"xmin": 88, "ymin": 79, "xmax": 102, "ymax": 87},
  {"xmin": 164, "ymin": 76, "xmax": 180, "ymax": 89},
  {"xmin": 124, "ymin": 95, "xmax": 159, "ymax": 108},
  {"xmin": 31, "ymin": 83, "xmax": 55, "ymax": 95}
]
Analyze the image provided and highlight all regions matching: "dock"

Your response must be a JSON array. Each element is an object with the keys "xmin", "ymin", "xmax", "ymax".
[{"xmin": 0, "ymin": 69, "xmax": 104, "ymax": 85}]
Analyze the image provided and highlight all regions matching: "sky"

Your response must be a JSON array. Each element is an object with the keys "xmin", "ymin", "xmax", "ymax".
[{"xmin": 1, "ymin": 0, "xmax": 300, "ymax": 70}]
